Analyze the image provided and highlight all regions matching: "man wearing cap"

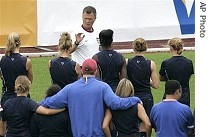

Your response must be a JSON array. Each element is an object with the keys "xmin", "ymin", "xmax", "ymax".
[{"xmin": 41, "ymin": 59, "xmax": 141, "ymax": 137}]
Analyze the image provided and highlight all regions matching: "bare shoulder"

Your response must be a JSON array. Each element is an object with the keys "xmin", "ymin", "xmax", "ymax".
[
  {"xmin": 151, "ymin": 60, "xmax": 157, "ymax": 65},
  {"xmin": 26, "ymin": 57, "xmax": 32, "ymax": 63},
  {"xmin": 92, "ymin": 55, "xmax": 98, "ymax": 61},
  {"xmin": 151, "ymin": 60, "xmax": 157, "ymax": 69},
  {"xmin": 138, "ymin": 102, "xmax": 143, "ymax": 106}
]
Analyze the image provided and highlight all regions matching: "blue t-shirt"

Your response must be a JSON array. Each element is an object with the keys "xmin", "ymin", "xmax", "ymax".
[
  {"xmin": 41, "ymin": 77, "xmax": 140, "ymax": 137},
  {"xmin": 150, "ymin": 100, "xmax": 194, "ymax": 137}
]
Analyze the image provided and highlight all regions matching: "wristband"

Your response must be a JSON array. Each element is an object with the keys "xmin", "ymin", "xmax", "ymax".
[{"xmin": 74, "ymin": 41, "xmax": 79, "ymax": 46}]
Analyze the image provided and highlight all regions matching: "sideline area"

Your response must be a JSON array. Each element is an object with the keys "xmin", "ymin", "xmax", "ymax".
[{"xmin": 0, "ymin": 38, "xmax": 195, "ymax": 57}]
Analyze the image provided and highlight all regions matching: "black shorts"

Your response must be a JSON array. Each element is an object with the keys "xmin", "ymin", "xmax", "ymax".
[{"xmin": 135, "ymin": 92, "xmax": 153, "ymax": 117}]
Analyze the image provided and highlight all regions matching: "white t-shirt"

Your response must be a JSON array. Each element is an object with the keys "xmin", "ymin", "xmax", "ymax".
[{"xmin": 71, "ymin": 27, "xmax": 100, "ymax": 66}]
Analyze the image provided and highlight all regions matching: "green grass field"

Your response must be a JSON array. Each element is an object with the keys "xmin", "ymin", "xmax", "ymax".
[{"xmin": 0, "ymin": 50, "xmax": 195, "ymax": 136}]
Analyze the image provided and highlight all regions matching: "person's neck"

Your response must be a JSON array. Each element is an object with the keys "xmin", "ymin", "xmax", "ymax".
[
  {"xmin": 83, "ymin": 74, "xmax": 95, "ymax": 77},
  {"xmin": 82, "ymin": 25, "xmax": 93, "ymax": 32},
  {"xmin": 13, "ymin": 48, "xmax": 20, "ymax": 53},
  {"xmin": 134, "ymin": 52, "xmax": 144, "ymax": 56},
  {"xmin": 102, "ymin": 46, "xmax": 112, "ymax": 50},
  {"xmin": 171, "ymin": 51, "xmax": 181, "ymax": 56},
  {"xmin": 172, "ymin": 54, "xmax": 181, "ymax": 56},
  {"xmin": 164, "ymin": 95, "xmax": 178, "ymax": 100},
  {"xmin": 17, "ymin": 92, "xmax": 28, "ymax": 97},
  {"xmin": 59, "ymin": 51, "xmax": 69, "ymax": 57}
]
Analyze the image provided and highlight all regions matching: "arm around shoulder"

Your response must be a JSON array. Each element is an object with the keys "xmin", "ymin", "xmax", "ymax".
[
  {"xmin": 109, "ymin": 96, "xmax": 141, "ymax": 110},
  {"xmin": 36, "ymin": 105, "xmax": 65, "ymax": 115}
]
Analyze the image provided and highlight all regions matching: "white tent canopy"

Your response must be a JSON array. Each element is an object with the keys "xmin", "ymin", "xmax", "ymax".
[{"xmin": 37, "ymin": 0, "xmax": 195, "ymax": 46}]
